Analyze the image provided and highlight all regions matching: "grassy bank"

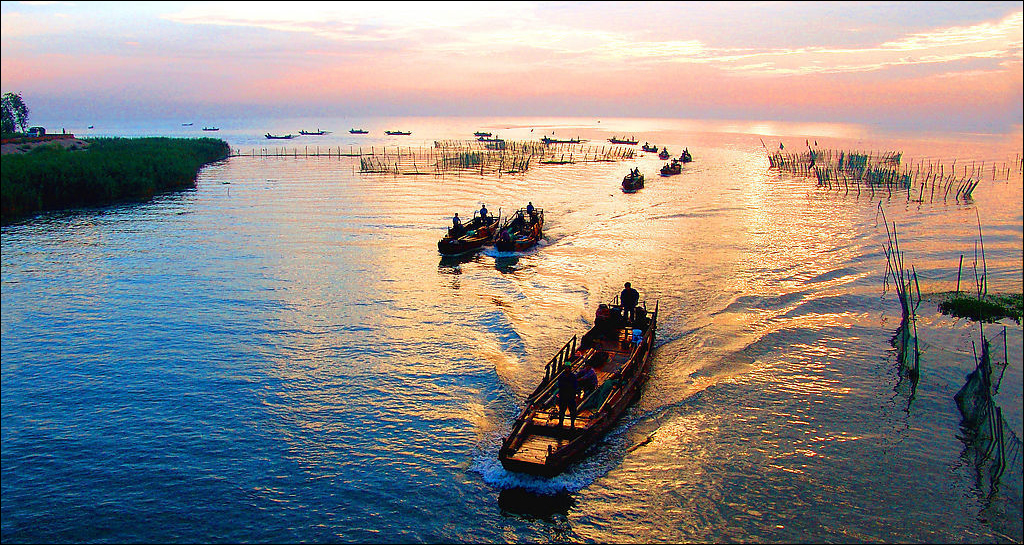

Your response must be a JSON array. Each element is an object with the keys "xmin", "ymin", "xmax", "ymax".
[{"xmin": 1, "ymin": 137, "xmax": 230, "ymax": 224}]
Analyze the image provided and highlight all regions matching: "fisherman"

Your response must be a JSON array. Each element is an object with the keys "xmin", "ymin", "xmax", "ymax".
[
  {"xmin": 576, "ymin": 362, "xmax": 598, "ymax": 397},
  {"xmin": 526, "ymin": 201, "xmax": 535, "ymax": 215},
  {"xmin": 452, "ymin": 212, "xmax": 462, "ymax": 229},
  {"xmin": 479, "ymin": 204, "xmax": 488, "ymax": 218},
  {"xmin": 620, "ymin": 282, "xmax": 640, "ymax": 324},
  {"xmin": 557, "ymin": 365, "xmax": 579, "ymax": 428}
]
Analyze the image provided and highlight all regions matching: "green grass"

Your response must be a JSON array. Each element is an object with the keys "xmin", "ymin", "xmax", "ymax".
[
  {"xmin": 938, "ymin": 292, "xmax": 1023, "ymax": 323},
  {"xmin": 2, "ymin": 137, "xmax": 229, "ymax": 224}
]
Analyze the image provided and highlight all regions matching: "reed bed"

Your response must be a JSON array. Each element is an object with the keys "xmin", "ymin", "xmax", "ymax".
[
  {"xmin": 769, "ymin": 147, "xmax": 1022, "ymax": 202},
  {"xmin": 2, "ymin": 137, "xmax": 230, "ymax": 224},
  {"xmin": 357, "ymin": 140, "xmax": 635, "ymax": 176}
]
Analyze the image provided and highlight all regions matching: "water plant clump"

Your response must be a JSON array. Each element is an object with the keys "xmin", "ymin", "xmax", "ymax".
[
  {"xmin": 1, "ymin": 136, "xmax": 230, "ymax": 224},
  {"xmin": 939, "ymin": 293, "xmax": 1023, "ymax": 324}
]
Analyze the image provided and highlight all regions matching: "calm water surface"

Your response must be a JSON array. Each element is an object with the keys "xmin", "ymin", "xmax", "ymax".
[{"xmin": 2, "ymin": 117, "xmax": 1022, "ymax": 543}]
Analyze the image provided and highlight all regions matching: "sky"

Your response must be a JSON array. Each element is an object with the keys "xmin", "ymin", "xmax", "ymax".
[{"xmin": 1, "ymin": 1, "xmax": 1022, "ymax": 133}]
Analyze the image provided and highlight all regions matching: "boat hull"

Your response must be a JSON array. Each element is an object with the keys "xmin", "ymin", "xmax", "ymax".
[{"xmin": 437, "ymin": 216, "xmax": 499, "ymax": 256}]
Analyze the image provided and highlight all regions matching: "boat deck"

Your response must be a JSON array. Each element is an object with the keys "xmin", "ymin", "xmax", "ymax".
[{"xmin": 501, "ymin": 324, "xmax": 646, "ymax": 469}]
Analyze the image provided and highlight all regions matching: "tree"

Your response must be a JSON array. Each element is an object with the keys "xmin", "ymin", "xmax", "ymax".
[{"xmin": 1, "ymin": 92, "xmax": 30, "ymax": 133}]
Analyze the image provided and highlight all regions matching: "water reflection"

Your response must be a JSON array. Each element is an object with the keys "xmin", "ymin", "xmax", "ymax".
[{"xmin": 498, "ymin": 487, "xmax": 575, "ymax": 518}]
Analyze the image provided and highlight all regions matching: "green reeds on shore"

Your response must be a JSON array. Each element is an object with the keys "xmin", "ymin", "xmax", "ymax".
[{"xmin": 1, "ymin": 137, "xmax": 230, "ymax": 224}]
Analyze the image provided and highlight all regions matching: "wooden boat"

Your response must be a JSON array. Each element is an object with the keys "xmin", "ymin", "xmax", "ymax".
[
  {"xmin": 349, "ymin": 129, "xmax": 369, "ymax": 134},
  {"xmin": 438, "ymin": 213, "xmax": 501, "ymax": 256},
  {"xmin": 541, "ymin": 136, "xmax": 582, "ymax": 144},
  {"xmin": 622, "ymin": 169, "xmax": 644, "ymax": 192},
  {"xmin": 499, "ymin": 297, "xmax": 660, "ymax": 477},
  {"xmin": 182, "ymin": 122, "xmax": 193, "ymax": 126},
  {"xmin": 473, "ymin": 131, "xmax": 492, "ymax": 137},
  {"xmin": 385, "ymin": 130, "xmax": 412, "ymax": 135},
  {"xmin": 477, "ymin": 135, "xmax": 503, "ymax": 142},
  {"xmin": 658, "ymin": 148, "xmax": 669, "ymax": 160},
  {"xmin": 608, "ymin": 135, "xmax": 639, "ymax": 145},
  {"xmin": 679, "ymin": 148, "xmax": 693, "ymax": 163},
  {"xmin": 265, "ymin": 133, "xmax": 294, "ymax": 139},
  {"xmin": 641, "ymin": 143, "xmax": 658, "ymax": 152},
  {"xmin": 299, "ymin": 129, "xmax": 328, "ymax": 135},
  {"xmin": 660, "ymin": 159, "xmax": 681, "ymax": 176},
  {"xmin": 494, "ymin": 208, "xmax": 544, "ymax": 252},
  {"xmin": 202, "ymin": 127, "xmax": 219, "ymax": 131}
]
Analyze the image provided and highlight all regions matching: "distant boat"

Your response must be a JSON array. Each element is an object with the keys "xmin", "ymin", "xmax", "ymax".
[
  {"xmin": 87, "ymin": 125, "xmax": 94, "ymax": 129},
  {"xmin": 182, "ymin": 122, "xmax": 193, "ymax": 126},
  {"xmin": 541, "ymin": 136, "xmax": 582, "ymax": 144},
  {"xmin": 679, "ymin": 148, "xmax": 693, "ymax": 163},
  {"xmin": 473, "ymin": 131, "xmax": 492, "ymax": 137},
  {"xmin": 299, "ymin": 129, "xmax": 328, "ymax": 135},
  {"xmin": 202, "ymin": 127, "xmax": 219, "ymax": 131},
  {"xmin": 385, "ymin": 130, "xmax": 412, "ymax": 136},
  {"xmin": 608, "ymin": 135, "xmax": 639, "ymax": 145},
  {"xmin": 641, "ymin": 143, "xmax": 658, "ymax": 152},
  {"xmin": 477, "ymin": 135, "xmax": 503, "ymax": 142},
  {"xmin": 658, "ymin": 147, "xmax": 670, "ymax": 160},
  {"xmin": 349, "ymin": 129, "xmax": 369, "ymax": 134},
  {"xmin": 265, "ymin": 133, "xmax": 294, "ymax": 139}
]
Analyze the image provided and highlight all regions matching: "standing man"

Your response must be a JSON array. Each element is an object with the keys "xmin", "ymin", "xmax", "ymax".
[
  {"xmin": 620, "ymin": 282, "xmax": 640, "ymax": 324},
  {"xmin": 557, "ymin": 365, "xmax": 579, "ymax": 428}
]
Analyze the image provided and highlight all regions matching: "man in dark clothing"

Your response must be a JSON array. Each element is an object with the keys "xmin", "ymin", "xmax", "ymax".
[
  {"xmin": 620, "ymin": 282, "xmax": 640, "ymax": 324},
  {"xmin": 557, "ymin": 367, "xmax": 579, "ymax": 427}
]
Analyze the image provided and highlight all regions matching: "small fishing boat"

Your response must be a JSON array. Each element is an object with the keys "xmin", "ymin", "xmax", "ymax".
[
  {"xmin": 541, "ymin": 136, "xmax": 582, "ymax": 144},
  {"xmin": 473, "ymin": 131, "xmax": 492, "ymax": 137},
  {"xmin": 499, "ymin": 296, "xmax": 659, "ymax": 477},
  {"xmin": 477, "ymin": 135, "xmax": 503, "ymax": 142},
  {"xmin": 438, "ymin": 212, "xmax": 501, "ymax": 256},
  {"xmin": 622, "ymin": 168, "xmax": 644, "ymax": 192},
  {"xmin": 265, "ymin": 133, "xmax": 294, "ymax": 139},
  {"xmin": 660, "ymin": 159, "xmax": 681, "ymax": 176},
  {"xmin": 385, "ymin": 130, "xmax": 412, "ymax": 135},
  {"xmin": 679, "ymin": 148, "xmax": 693, "ymax": 163},
  {"xmin": 202, "ymin": 127, "xmax": 219, "ymax": 131},
  {"xmin": 87, "ymin": 125, "xmax": 94, "ymax": 129},
  {"xmin": 182, "ymin": 122, "xmax": 193, "ymax": 126},
  {"xmin": 494, "ymin": 208, "xmax": 544, "ymax": 252},
  {"xmin": 641, "ymin": 143, "xmax": 658, "ymax": 152},
  {"xmin": 608, "ymin": 135, "xmax": 639, "ymax": 145},
  {"xmin": 658, "ymin": 147, "xmax": 669, "ymax": 160},
  {"xmin": 299, "ymin": 129, "xmax": 328, "ymax": 135},
  {"xmin": 349, "ymin": 129, "xmax": 369, "ymax": 134}
]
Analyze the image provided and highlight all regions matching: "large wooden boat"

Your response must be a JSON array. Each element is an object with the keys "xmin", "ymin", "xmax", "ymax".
[
  {"xmin": 499, "ymin": 297, "xmax": 659, "ymax": 477},
  {"xmin": 265, "ymin": 133, "xmax": 294, "ymax": 139},
  {"xmin": 622, "ymin": 169, "xmax": 644, "ymax": 192},
  {"xmin": 349, "ymin": 129, "xmax": 369, "ymax": 134},
  {"xmin": 494, "ymin": 208, "xmax": 543, "ymax": 252},
  {"xmin": 608, "ymin": 135, "xmax": 639, "ymax": 145},
  {"xmin": 437, "ymin": 213, "xmax": 500, "ymax": 256},
  {"xmin": 385, "ymin": 130, "xmax": 412, "ymax": 136},
  {"xmin": 660, "ymin": 159, "xmax": 681, "ymax": 176},
  {"xmin": 473, "ymin": 131, "xmax": 492, "ymax": 137},
  {"xmin": 299, "ymin": 129, "xmax": 328, "ymax": 135}
]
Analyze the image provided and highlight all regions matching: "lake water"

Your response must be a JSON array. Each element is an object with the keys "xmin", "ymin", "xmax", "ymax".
[{"xmin": 2, "ymin": 116, "xmax": 1022, "ymax": 543}]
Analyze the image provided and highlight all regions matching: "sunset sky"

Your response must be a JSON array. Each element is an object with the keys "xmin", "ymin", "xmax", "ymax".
[{"xmin": 2, "ymin": 1, "xmax": 1022, "ymax": 133}]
